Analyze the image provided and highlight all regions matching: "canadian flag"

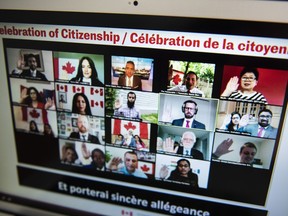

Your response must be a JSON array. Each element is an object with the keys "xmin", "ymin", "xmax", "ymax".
[
  {"xmin": 90, "ymin": 100, "xmax": 104, "ymax": 108},
  {"xmin": 56, "ymin": 84, "xmax": 68, "ymax": 92},
  {"xmin": 138, "ymin": 161, "xmax": 154, "ymax": 175},
  {"xmin": 72, "ymin": 86, "xmax": 85, "ymax": 93},
  {"xmin": 112, "ymin": 119, "xmax": 149, "ymax": 139},
  {"xmin": 90, "ymin": 87, "xmax": 104, "ymax": 96},
  {"xmin": 57, "ymin": 58, "xmax": 79, "ymax": 80},
  {"xmin": 22, "ymin": 107, "xmax": 48, "ymax": 124}
]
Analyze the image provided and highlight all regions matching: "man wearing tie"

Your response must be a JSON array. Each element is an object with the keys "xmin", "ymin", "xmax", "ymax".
[
  {"xmin": 240, "ymin": 109, "xmax": 278, "ymax": 139},
  {"xmin": 172, "ymin": 100, "xmax": 206, "ymax": 129},
  {"xmin": 69, "ymin": 115, "xmax": 100, "ymax": 144},
  {"xmin": 117, "ymin": 61, "xmax": 142, "ymax": 90},
  {"xmin": 162, "ymin": 131, "xmax": 204, "ymax": 160}
]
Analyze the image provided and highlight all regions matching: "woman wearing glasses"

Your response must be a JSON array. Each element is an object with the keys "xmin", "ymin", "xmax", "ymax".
[
  {"xmin": 159, "ymin": 158, "xmax": 199, "ymax": 188},
  {"xmin": 221, "ymin": 67, "xmax": 267, "ymax": 104}
]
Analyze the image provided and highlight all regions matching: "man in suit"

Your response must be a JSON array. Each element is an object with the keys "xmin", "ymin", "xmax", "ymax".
[
  {"xmin": 117, "ymin": 61, "xmax": 142, "ymax": 90},
  {"xmin": 69, "ymin": 115, "xmax": 100, "ymax": 144},
  {"xmin": 19, "ymin": 53, "xmax": 48, "ymax": 81},
  {"xmin": 172, "ymin": 100, "xmax": 206, "ymax": 129},
  {"xmin": 240, "ymin": 108, "xmax": 278, "ymax": 139},
  {"xmin": 162, "ymin": 131, "xmax": 204, "ymax": 160}
]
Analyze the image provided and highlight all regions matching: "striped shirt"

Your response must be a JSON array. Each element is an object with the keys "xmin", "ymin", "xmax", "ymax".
[{"xmin": 228, "ymin": 91, "xmax": 267, "ymax": 104}]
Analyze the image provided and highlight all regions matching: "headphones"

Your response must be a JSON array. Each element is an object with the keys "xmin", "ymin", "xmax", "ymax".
[{"xmin": 181, "ymin": 100, "xmax": 198, "ymax": 114}]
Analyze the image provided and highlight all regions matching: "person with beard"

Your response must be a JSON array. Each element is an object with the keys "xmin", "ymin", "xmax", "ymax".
[
  {"xmin": 19, "ymin": 53, "xmax": 48, "ymax": 81},
  {"xmin": 221, "ymin": 67, "xmax": 267, "ymax": 104},
  {"xmin": 240, "ymin": 109, "xmax": 278, "ymax": 139},
  {"xmin": 212, "ymin": 138, "xmax": 257, "ymax": 165},
  {"xmin": 172, "ymin": 100, "xmax": 205, "ymax": 129},
  {"xmin": 69, "ymin": 115, "xmax": 100, "ymax": 144},
  {"xmin": 113, "ymin": 91, "xmax": 140, "ymax": 119},
  {"xmin": 168, "ymin": 71, "xmax": 205, "ymax": 97},
  {"xmin": 162, "ymin": 131, "xmax": 204, "ymax": 160}
]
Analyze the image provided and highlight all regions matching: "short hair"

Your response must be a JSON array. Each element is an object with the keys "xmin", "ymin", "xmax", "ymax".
[
  {"xmin": 27, "ymin": 53, "xmax": 37, "ymax": 60},
  {"xmin": 240, "ymin": 142, "xmax": 257, "ymax": 154},
  {"xmin": 182, "ymin": 131, "xmax": 196, "ymax": 142},
  {"xmin": 126, "ymin": 61, "xmax": 135, "ymax": 68},
  {"xmin": 124, "ymin": 151, "xmax": 138, "ymax": 159},
  {"xmin": 258, "ymin": 108, "xmax": 273, "ymax": 117},
  {"xmin": 127, "ymin": 91, "xmax": 136, "ymax": 99},
  {"xmin": 184, "ymin": 71, "xmax": 198, "ymax": 80},
  {"xmin": 240, "ymin": 67, "xmax": 259, "ymax": 81},
  {"xmin": 91, "ymin": 148, "xmax": 105, "ymax": 158}
]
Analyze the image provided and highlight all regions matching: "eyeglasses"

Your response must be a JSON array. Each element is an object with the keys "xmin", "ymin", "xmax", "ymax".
[
  {"xmin": 259, "ymin": 115, "xmax": 272, "ymax": 119},
  {"xmin": 241, "ymin": 77, "xmax": 256, "ymax": 81},
  {"xmin": 184, "ymin": 107, "xmax": 196, "ymax": 111}
]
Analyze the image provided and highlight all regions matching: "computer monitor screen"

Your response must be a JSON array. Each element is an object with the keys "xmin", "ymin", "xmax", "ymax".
[{"xmin": 0, "ymin": 2, "xmax": 287, "ymax": 216}]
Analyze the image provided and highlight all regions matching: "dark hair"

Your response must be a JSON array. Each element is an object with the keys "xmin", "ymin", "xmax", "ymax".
[
  {"xmin": 73, "ymin": 56, "xmax": 102, "ymax": 86},
  {"xmin": 170, "ymin": 159, "xmax": 195, "ymax": 178},
  {"xmin": 126, "ymin": 61, "xmax": 135, "ymax": 68},
  {"xmin": 227, "ymin": 111, "xmax": 242, "ymax": 131},
  {"xmin": 90, "ymin": 148, "xmax": 105, "ymax": 169},
  {"xmin": 62, "ymin": 145, "xmax": 78, "ymax": 163},
  {"xmin": 43, "ymin": 123, "xmax": 54, "ymax": 137},
  {"xmin": 240, "ymin": 67, "xmax": 259, "ymax": 81},
  {"xmin": 72, "ymin": 93, "xmax": 92, "ymax": 115},
  {"xmin": 127, "ymin": 91, "xmax": 136, "ymax": 99},
  {"xmin": 27, "ymin": 53, "xmax": 37, "ymax": 60},
  {"xmin": 29, "ymin": 120, "xmax": 39, "ymax": 132},
  {"xmin": 22, "ymin": 87, "xmax": 43, "ymax": 105},
  {"xmin": 184, "ymin": 71, "xmax": 198, "ymax": 80},
  {"xmin": 134, "ymin": 135, "xmax": 145, "ymax": 147},
  {"xmin": 258, "ymin": 108, "xmax": 273, "ymax": 117},
  {"xmin": 240, "ymin": 142, "xmax": 257, "ymax": 154}
]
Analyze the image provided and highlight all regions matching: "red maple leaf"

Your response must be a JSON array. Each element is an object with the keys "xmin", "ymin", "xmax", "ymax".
[
  {"xmin": 140, "ymin": 164, "xmax": 150, "ymax": 172},
  {"xmin": 172, "ymin": 74, "xmax": 182, "ymax": 85},
  {"xmin": 62, "ymin": 61, "xmax": 75, "ymax": 74},
  {"xmin": 124, "ymin": 122, "xmax": 136, "ymax": 131},
  {"xmin": 29, "ymin": 109, "xmax": 40, "ymax": 119}
]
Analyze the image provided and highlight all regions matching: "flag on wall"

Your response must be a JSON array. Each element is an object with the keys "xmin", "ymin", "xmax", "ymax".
[{"xmin": 112, "ymin": 119, "xmax": 149, "ymax": 139}]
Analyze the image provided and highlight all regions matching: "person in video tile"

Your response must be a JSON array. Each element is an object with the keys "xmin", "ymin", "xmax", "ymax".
[
  {"xmin": 72, "ymin": 93, "xmax": 92, "ymax": 115},
  {"xmin": 163, "ymin": 131, "xmax": 204, "ymax": 160},
  {"xmin": 82, "ymin": 143, "xmax": 105, "ymax": 171},
  {"xmin": 239, "ymin": 109, "xmax": 278, "ymax": 139},
  {"xmin": 29, "ymin": 120, "xmax": 40, "ymax": 133},
  {"xmin": 70, "ymin": 56, "xmax": 104, "ymax": 86},
  {"xmin": 19, "ymin": 53, "xmax": 48, "ymax": 81},
  {"xmin": 168, "ymin": 71, "xmax": 204, "ymax": 97},
  {"xmin": 117, "ymin": 61, "xmax": 142, "ymax": 90},
  {"xmin": 159, "ymin": 158, "xmax": 199, "ymax": 188},
  {"xmin": 69, "ymin": 115, "xmax": 100, "ymax": 144},
  {"xmin": 212, "ymin": 138, "xmax": 257, "ymax": 165},
  {"xmin": 43, "ymin": 123, "xmax": 55, "ymax": 137},
  {"xmin": 61, "ymin": 144, "xmax": 81, "ymax": 165},
  {"xmin": 221, "ymin": 67, "xmax": 267, "ymax": 104},
  {"xmin": 113, "ymin": 91, "xmax": 140, "ymax": 119},
  {"xmin": 172, "ymin": 100, "xmax": 205, "ymax": 129},
  {"xmin": 21, "ymin": 87, "xmax": 54, "ymax": 109},
  {"xmin": 108, "ymin": 151, "xmax": 147, "ymax": 178}
]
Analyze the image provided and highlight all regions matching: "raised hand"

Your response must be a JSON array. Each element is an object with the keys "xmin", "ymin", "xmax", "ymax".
[
  {"xmin": 213, "ymin": 138, "xmax": 234, "ymax": 158},
  {"xmin": 221, "ymin": 76, "xmax": 239, "ymax": 97},
  {"xmin": 163, "ymin": 137, "xmax": 177, "ymax": 153},
  {"xmin": 81, "ymin": 143, "xmax": 90, "ymax": 159},
  {"xmin": 159, "ymin": 165, "xmax": 169, "ymax": 179}
]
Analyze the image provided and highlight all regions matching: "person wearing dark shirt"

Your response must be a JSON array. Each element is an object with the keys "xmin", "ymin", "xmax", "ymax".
[
  {"xmin": 159, "ymin": 158, "xmax": 199, "ymax": 188},
  {"xmin": 172, "ymin": 100, "xmax": 206, "ymax": 129},
  {"xmin": 162, "ymin": 131, "xmax": 204, "ymax": 160},
  {"xmin": 117, "ymin": 61, "xmax": 142, "ymax": 90},
  {"xmin": 19, "ymin": 54, "xmax": 48, "ymax": 81}
]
